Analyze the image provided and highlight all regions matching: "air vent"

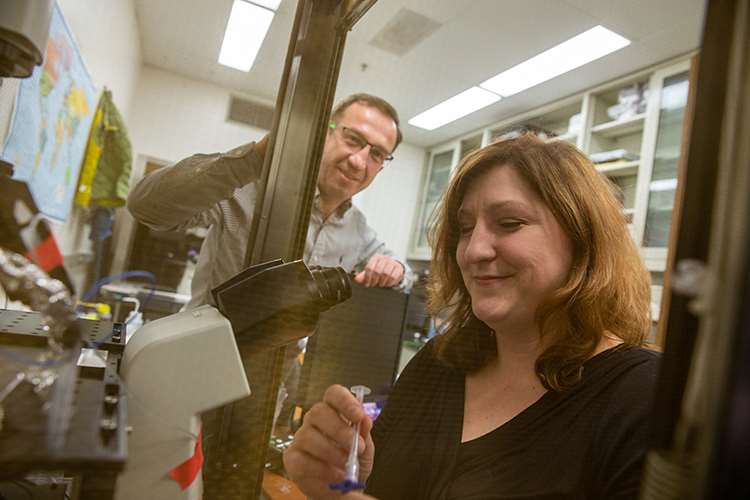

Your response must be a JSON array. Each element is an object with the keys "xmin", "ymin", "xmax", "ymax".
[
  {"xmin": 227, "ymin": 95, "xmax": 274, "ymax": 129},
  {"xmin": 369, "ymin": 8, "xmax": 441, "ymax": 57}
]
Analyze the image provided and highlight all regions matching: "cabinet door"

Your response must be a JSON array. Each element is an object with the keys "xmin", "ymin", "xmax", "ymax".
[
  {"xmin": 641, "ymin": 70, "xmax": 691, "ymax": 250},
  {"xmin": 409, "ymin": 146, "xmax": 457, "ymax": 259},
  {"xmin": 633, "ymin": 61, "xmax": 691, "ymax": 326}
]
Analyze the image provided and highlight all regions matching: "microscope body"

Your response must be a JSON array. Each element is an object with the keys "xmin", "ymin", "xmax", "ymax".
[
  {"xmin": 113, "ymin": 259, "xmax": 350, "ymax": 499},
  {"xmin": 115, "ymin": 305, "xmax": 250, "ymax": 500}
]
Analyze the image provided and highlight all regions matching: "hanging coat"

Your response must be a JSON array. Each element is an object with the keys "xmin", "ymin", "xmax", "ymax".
[{"xmin": 75, "ymin": 88, "xmax": 132, "ymax": 208}]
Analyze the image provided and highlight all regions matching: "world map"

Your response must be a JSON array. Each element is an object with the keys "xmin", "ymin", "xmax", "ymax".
[{"xmin": 2, "ymin": 3, "xmax": 97, "ymax": 221}]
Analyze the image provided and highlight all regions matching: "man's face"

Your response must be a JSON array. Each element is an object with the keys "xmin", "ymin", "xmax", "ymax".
[{"xmin": 318, "ymin": 102, "xmax": 398, "ymax": 204}]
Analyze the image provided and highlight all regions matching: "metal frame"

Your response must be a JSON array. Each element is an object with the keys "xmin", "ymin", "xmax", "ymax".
[
  {"xmin": 640, "ymin": 1, "xmax": 749, "ymax": 498},
  {"xmin": 200, "ymin": 1, "xmax": 378, "ymax": 498}
]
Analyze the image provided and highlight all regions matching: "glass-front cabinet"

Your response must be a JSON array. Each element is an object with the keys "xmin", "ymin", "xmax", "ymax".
[
  {"xmin": 410, "ymin": 133, "xmax": 484, "ymax": 259},
  {"xmin": 410, "ymin": 145, "xmax": 457, "ymax": 259},
  {"xmin": 637, "ymin": 69, "xmax": 691, "ymax": 252},
  {"xmin": 408, "ymin": 56, "xmax": 694, "ymax": 339},
  {"xmin": 633, "ymin": 61, "xmax": 691, "ymax": 329}
]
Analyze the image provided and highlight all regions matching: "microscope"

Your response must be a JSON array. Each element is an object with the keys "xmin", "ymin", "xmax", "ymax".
[
  {"xmin": 0, "ymin": 243, "xmax": 351, "ymax": 500},
  {"xmin": 114, "ymin": 259, "xmax": 351, "ymax": 500}
]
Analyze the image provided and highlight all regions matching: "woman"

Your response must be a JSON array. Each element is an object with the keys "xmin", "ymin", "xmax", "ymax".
[{"xmin": 284, "ymin": 134, "xmax": 659, "ymax": 499}]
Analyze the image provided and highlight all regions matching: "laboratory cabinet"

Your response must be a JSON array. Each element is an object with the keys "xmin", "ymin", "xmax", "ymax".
[{"xmin": 408, "ymin": 56, "xmax": 693, "ymax": 334}]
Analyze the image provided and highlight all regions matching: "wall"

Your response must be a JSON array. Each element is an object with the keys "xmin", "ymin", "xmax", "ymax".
[
  {"xmin": 128, "ymin": 65, "xmax": 268, "ymax": 165},
  {"xmin": 57, "ymin": 0, "xmax": 142, "ymax": 125},
  {"xmin": 0, "ymin": 0, "xmax": 142, "ymax": 294},
  {"xmin": 110, "ymin": 66, "xmax": 270, "ymax": 274},
  {"xmin": 353, "ymin": 142, "xmax": 425, "ymax": 260}
]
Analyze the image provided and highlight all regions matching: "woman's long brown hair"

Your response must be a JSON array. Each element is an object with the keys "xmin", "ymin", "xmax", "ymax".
[{"xmin": 427, "ymin": 134, "xmax": 651, "ymax": 391}]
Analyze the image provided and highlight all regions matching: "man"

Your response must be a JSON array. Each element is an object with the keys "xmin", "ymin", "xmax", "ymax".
[{"xmin": 128, "ymin": 93, "xmax": 413, "ymax": 309}]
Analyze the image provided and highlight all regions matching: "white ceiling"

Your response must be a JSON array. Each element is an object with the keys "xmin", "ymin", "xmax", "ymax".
[{"xmin": 134, "ymin": 0, "xmax": 706, "ymax": 148}]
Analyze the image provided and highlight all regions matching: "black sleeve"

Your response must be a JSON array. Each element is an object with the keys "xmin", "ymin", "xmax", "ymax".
[{"xmin": 589, "ymin": 352, "xmax": 660, "ymax": 500}]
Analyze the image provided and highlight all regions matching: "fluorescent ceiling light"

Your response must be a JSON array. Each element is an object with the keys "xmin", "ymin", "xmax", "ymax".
[
  {"xmin": 218, "ymin": 0, "xmax": 276, "ymax": 72},
  {"xmin": 408, "ymin": 87, "xmax": 501, "ymax": 131},
  {"xmin": 480, "ymin": 26, "xmax": 630, "ymax": 97}
]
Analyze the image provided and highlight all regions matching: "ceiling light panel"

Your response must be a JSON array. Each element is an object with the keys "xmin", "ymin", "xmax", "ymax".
[
  {"xmin": 408, "ymin": 87, "xmax": 501, "ymax": 131},
  {"xmin": 480, "ymin": 26, "xmax": 630, "ymax": 97},
  {"xmin": 218, "ymin": 0, "xmax": 276, "ymax": 72}
]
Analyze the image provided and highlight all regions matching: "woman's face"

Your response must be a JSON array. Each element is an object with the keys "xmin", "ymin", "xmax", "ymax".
[{"xmin": 456, "ymin": 164, "xmax": 573, "ymax": 332}]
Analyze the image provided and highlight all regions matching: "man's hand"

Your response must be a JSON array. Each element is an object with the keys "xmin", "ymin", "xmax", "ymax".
[
  {"xmin": 283, "ymin": 385, "xmax": 375, "ymax": 500},
  {"xmin": 354, "ymin": 255, "xmax": 404, "ymax": 288}
]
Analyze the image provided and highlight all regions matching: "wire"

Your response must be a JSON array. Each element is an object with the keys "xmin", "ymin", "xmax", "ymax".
[
  {"xmin": 80, "ymin": 269, "xmax": 157, "ymax": 308},
  {"xmin": 77, "ymin": 270, "xmax": 157, "ymax": 345},
  {"xmin": 0, "ymin": 273, "xmax": 157, "ymax": 366},
  {"xmin": 0, "ymin": 271, "xmax": 157, "ymax": 366}
]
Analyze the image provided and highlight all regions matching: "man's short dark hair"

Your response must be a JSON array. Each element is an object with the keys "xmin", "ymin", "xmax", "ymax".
[{"xmin": 331, "ymin": 93, "xmax": 403, "ymax": 151}]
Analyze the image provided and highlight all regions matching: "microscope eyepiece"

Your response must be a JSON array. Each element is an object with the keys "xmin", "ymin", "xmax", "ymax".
[
  {"xmin": 212, "ymin": 260, "xmax": 354, "ymax": 352},
  {"xmin": 308, "ymin": 266, "xmax": 351, "ymax": 307}
]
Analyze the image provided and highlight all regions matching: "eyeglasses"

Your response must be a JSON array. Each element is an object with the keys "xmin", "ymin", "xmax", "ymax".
[{"xmin": 330, "ymin": 122, "xmax": 394, "ymax": 166}]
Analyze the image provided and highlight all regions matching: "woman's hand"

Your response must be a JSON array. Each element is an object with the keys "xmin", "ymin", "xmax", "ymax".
[{"xmin": 283, "ymin": 384, "xmax": 375, "ymax": 499}]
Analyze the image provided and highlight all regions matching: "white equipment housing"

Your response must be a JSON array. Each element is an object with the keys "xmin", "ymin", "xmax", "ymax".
[{"xmin": 114, "ymin": 305, "xmax": 251, "ymax": 500}]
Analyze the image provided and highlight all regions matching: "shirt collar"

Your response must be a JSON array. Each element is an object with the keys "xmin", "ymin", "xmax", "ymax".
[{"xmin": 313, "ymin": 188, "xmax": 352, "ymax": 219}]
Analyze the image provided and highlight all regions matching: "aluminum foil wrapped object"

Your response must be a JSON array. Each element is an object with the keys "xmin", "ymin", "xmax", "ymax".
[{"xmin": 0, "ymin": 247, "xmax": 78, "ymax": 349}]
